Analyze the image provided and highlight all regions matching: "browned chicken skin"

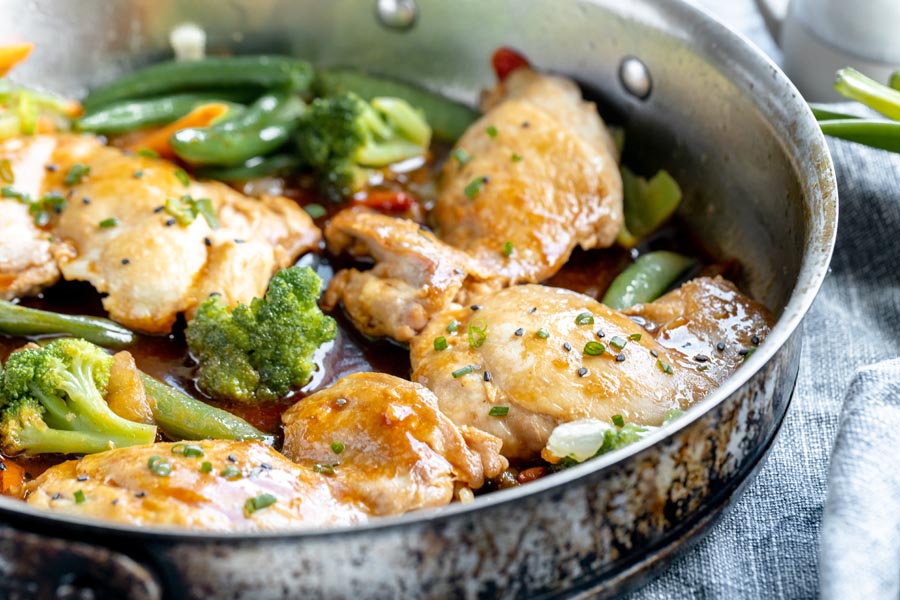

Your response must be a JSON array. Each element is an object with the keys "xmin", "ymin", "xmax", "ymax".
[
  {"xmin": 434, "ymin": 68, "xmax": 623, "ymax": 284},
  {"xmin": 282, "ymin": 372, "xmax": 506, "ymax": 515},
  {"xmin": 0, "ymin": 134, "xmax": 321, "ymax": 332},
  {"xmin": 25, "ymin": 440, "xmax": 369, "ymax": 531},
  {"xmin": 410, "ymin": 278, "xmax": 772, "ymax": 460}
]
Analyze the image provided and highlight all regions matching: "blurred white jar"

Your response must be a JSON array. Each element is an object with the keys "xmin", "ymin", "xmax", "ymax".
[{"xmin": 755, "ymin": 0, "xmax": 900, "ymax": 101}]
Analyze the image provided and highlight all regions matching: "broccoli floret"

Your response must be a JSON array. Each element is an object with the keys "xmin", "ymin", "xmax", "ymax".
[
  {"xmin": 0, "ymin": 338, "xmax": 157, "ymax": 456},
  {"xmin": 294, "ymin": 92, "xmax": 432, "ymax": 199},
  {"xmin": 186, "ymin": 266, "xmax": 337, "ymax": 403}
]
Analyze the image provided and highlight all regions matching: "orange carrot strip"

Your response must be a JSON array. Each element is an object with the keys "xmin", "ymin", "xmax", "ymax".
[
  {"xmin": 0, "ymin": 458, "xmax": 26, "ymax": 497},
  {"xmin": 127, "ymin": 102, "xmax": 229, "ymax": 159},
  {"xmin": 0, "ymin": 42, "xmax": 34, "ymax": 77}
]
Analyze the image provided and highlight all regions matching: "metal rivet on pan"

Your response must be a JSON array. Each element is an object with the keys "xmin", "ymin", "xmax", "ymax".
[
  {"xmin": 619, "ymin": 56, "xmax": 652, "ymax": 100},
  {"xmin": 375, "ymin": 0, "xmax": 418, "ymax": 30}
]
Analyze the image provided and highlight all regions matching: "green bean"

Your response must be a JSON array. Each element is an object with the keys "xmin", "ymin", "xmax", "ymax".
[
  {"xmin": 602, "ymin": 251, "xmax": 696, "ymax": 310},
  {"xmin": 616, "ymin": 167, "xmax": 682, "ymax": 248},
  {"xmin": 316, "ymin": 67, "xmax": 479, "ymax": 142},
  {"xmin": 818, "ymin": 119, "xmax": 900, "ymax": 153},
  {"xmin": 83, "ymin": 56, "xmax": 314, "ymax": 112},
  {"xmin": 0, "ymin": 300, "xmax": 135, "ymax": 347},
  {"xmin": 195, "ymin": 154, "xmax": 302, "ymax": 182},
  {"xmin": 140, "ymin": 374, "xmax": 273, "ymax": 445},
  {"xmin": 170, "ymin": 92, "xmax": 305, "ymax": 166},
  {"xmin": 833, "ymin": 68, "xmax": 900, "ymax": 121},
  {"xmin": 75, "ymin": 91, "xmax": 253, "ymax": 134}
]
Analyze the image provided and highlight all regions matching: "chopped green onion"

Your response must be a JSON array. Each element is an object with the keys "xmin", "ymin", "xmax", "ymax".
[
  {"xmin": 612, "ymin": 414, "xmax": 625, "ymax": 428},
  {"xmin": 165, "ymin": 195, "xmax": 218, "ymax": 229},
  {"xmin": 575, "ymin": 312, "xmax": 594, "ymax": 326},
  {"xmin": 447, "ymin": 319, "xmax": 460, "ymax": 333},
  {"xmin": 64, "ymin": 163, "xmax": 90, "ymax": 186},
  {"xmin": 434, "ymin": 336, "xmax": 448, "ymax": 351},
  {"xmin": 0, "ymin": 159, "xmax": 13, "ymax": 184},
  {"xmin": 629, "ymin": 333, "xmax": 642, "ymax": 341},
  {"xmin": 452, "ymin": 148, "xmax": 471, "ymax": 167},
  {"xmin": 174, "ymin": 168, "xmax": 190, "ymax": 187},
  {"xmin": 193, "ymin": 197, "xmax": 219, "ymax": 229},
  {"xmin": 502, "ymin": 241, "xmax": 514, "ymax": 257},
  {"xmin": 741, "ymin": 347, "xmax": 757, "ymax": 360},
  {"xmin": 488, "ymin": 406, "xmax": 509, "ymax": 417},
  {"xmin": 147, "ymin": 455, "xmax": 172, "ymax": 477},
  {"xmin": 200, "ymin": 461, "xmax": 213, "ymax": 473},
  {"xmin": 536, "ymin": 328, "xmax": 550, "ymax": 339},
  {"xmin": 467, "ymin": 318, "xmax": 488, "ymax": 348},
  {"xmin": 137, "ymin": 148, "xmax": 159, "ymax": 159},
  {"xmin": 133, "ymin": 170, "xmax": 144, "ymax": 179},
  {"xmin": 330, "ymin": 441, "xmax": 345, "ymax": 454},
  {"xmin": 313, "ymin": 463, "xmax": 335, "ymax": 476},
  {"xmin": 451, "ymin": 365, "xmax": 477, "ymax": 378},
  {"xmin": 244, "ymin": 493, "xmax": 277, "ymax": 514},
  {"xmin": 304, "ymin": 203, "xmax": 327, "ymax": 219},
  {"xmin": 98, "ymin": 217, "xmax": 119, "ymax": 229},
  {"xmin": 486, "ymin": 125, "xmax": 498, "ymax": 138},
  {"xmin": 609, "ymin": 336, "xmax": 627, "ymax": 350},
  {"xmin": 583, "ymin": 341, "xmax": 606, "ymax": 356},
  {"xmin": 1, "ymin": 186, "xmax": 28, "ymax": 202},
  {"xmin": 73, "ymin": 490, "xmax": 85, "ymax": 504},
  {"xmin": 656, "ymin": 359, "xmax": 674, "ymax": 375},
  {"xmin": 171, "ymin": 443, "xmax": 204, "ymax": 458},
  {"xmin": 464, "ymin": 176, "xmax": 485, "ymax": 199},
  {"xmin": 511, "ymin": 153, "xmax": 522, "ymax": 163},
  {"xmin": 220, "ymin": 465, "xmax": 241, "ymax": 479}
]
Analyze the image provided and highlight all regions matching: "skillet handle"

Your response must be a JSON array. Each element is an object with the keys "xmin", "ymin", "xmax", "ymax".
[{"xmin": 0, "ymin": 525, "xmax": 161, "ymax": 599}]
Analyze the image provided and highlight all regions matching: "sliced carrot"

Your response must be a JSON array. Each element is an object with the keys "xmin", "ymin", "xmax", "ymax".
[
  {"xmin": 126, "ymin": 102, "xmax": 229, "ymax": 159},
  {"xmin": 0, "ymin": 42, "xmax": 34, "ymax": 78},
  {"xmin": 1, "ymin": 458, "xmax": 27, "ymax": 497}
]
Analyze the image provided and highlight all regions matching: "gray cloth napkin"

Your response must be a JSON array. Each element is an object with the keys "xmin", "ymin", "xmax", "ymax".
[
  {"xmin": 625, "ymin": 2, "xmax": 900, "ymax": 598},
  {"xmin": 820, "ymin": 360, "xmax": 900, "ymax": 599}
]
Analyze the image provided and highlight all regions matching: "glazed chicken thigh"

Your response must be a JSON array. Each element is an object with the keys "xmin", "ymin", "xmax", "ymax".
[
  {"xmin": 434, "ymin": 68, "xmax": 623, "ymax": 283},
  {"xmin": 410, "ymin": 279, "xmax": 772, "ymax": 460},
  {"xmin": 282, "ymin": 372, "xmax": 506, "ymax": 515}
]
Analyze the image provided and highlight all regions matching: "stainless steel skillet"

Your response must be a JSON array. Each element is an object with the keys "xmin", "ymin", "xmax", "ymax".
[{"xmin": 0, "ymin": 0, "xmax": 836, "ymax": 597}]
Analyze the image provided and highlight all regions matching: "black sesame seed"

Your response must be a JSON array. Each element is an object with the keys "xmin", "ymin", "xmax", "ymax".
[
  {"xmin": 514, "ymin": 328, "xmax": 524, "ymax": 337},
  {"xmin": 563, "ymin": 342, "xmax": 572, "ymax": 352},
  {"xmin": 82, "ymin": 197, "xmax": 91, "ymax": 204},
  {"xmin": 111, "ymin": 499, "xmax": 119, "ymax": 505},
  {"xmin": 694, "ymin": 354, "xmax": 709, "ymax": 362},
  {"xmin": 596, "ymin": 330, "xmax": 606, "ymax": 339},
  {"xmin": 751, "ymin": 335, "xmax": 760, "ymax": 345},
  {"xmin": 51, "ymin": 492, "xmax": 61, "ymax": 500},
  {"xmin": 738, "ymin": 348, "xmax": 749, "ymax": 356},
  {"xmin": 481, "ymin": 176, "xmax": 490, "ymax": 184},
  {"xmin": 650, "ymin": 349, "xmax": 659, "ymax": 358},
  {"xmin": 45, "ymin": 164, "xmax": 58, "ymax": 172},
  {"xmin": 135, "ymin": 491, "xmax": 146, "ymax": 498},
  {"xmin": 260, "ymin": 463, "xmax": 272, "ymax": 470},
  {"xmin": 204, "ymin": 237, "xmax": 212, "ymax": 247},
  {"xmin": 483, "ymin": 371, "xmax": 492, "ymax": 382},
  {"xmin": 470, "ymin": 305, "xmax": 482, "ymax": 311},
  {"xmin": 0, "ymin": 462, "xmax": 5, "ymax": 472},
  {"xmin": 716, "ymin": 342, "xmax": 726, "ymax": 352},
  {"xmin": 165, "ymin": 218, "xmax": 176, "ymax": 226},
  {"xmin": 335, "ymin": 398, "xmax": 348, "ymax": 408},
  {"xmin": 528, "ymin": 307, "xmax": 537, "ymax": 314},
  {"xmin": 577, "ymin": 367, "xmax": 588, "ymax": 377},
  {"xmin": 121, "ymin": 258, "xmax": 130, "ymax": 265},
  {"xmin": 233, "ymin": 238, "xmax": 245, "ymax": 244},
  {"xmin": 227, "ymin": 454, "xmax": 237, "ymax": 463},
  {"xmin": 76, "ymin": 475, "xmax": 88, "ymax": 481},
  {"xmin": 153, "ymin": 205, "xmax": 164, "ymax": 213},
  {"xmin": 453, "ymin": 268, "xmax": 465, "ymax": 275},
  {"xmin": 521, "ymin": 121, "xmax": 530, "ymax": 128},
  {"xmin": 615, "ymin": 353, "xmax": 626, "ymax": 362}
]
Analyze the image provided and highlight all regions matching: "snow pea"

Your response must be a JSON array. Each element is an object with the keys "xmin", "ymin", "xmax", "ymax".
[{"xmin": 602, "ymin": 251, "xmax": 696, "ymax": 310}]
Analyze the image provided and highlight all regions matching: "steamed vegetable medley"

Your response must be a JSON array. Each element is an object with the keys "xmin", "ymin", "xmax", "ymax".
[{"xmin": 0, "ymin": 41, "xmax": 773, "ymax": 531}]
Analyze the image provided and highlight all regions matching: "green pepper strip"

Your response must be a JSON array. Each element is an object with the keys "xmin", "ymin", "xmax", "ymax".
[
  {"xmin": 140, "ymin": 374, "xmax": 273, "ymax": 445},
  {"xmin": 0, "ymin": 299, "xmax": 135, "ymax": 347},
  {"xmin": 195, "ymin": 154, "xmax": 302, "ymax": 182},
  {"xmin": 833, "ymin": 68, "xmax": 900, "ymax": 121},
  {"xmin": 602, "ymin": 251, "xmax": 696, "ymax": 310},
  {"xmin": 170, "ymin": 92, "xmax": 305, "ymax": 167},
  {"xmin": 315, "ymin": 67, "xmax": 479, "ymax": 142},
  {"xmin": 83, "ymin": 56, "xmax": 314, "ymax": 111},
  {"xmin": 818, "ymin": 119, "xmax": 900, "ymax": 154},
  {"xmin": 616, "ymin": 167, "xmax": 682, "ymax": 248},
  {"xmin": 75, "ymin": 91, "xmax": 253, "ymax": 134}
]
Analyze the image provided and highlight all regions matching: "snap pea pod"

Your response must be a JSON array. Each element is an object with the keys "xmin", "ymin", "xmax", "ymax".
[
  {"xmin": 316, "ymin": 67, "xmax": 479, "ymax": 142},
  {"xmin": 195, "ymin": 154, "xmax": 302, "ymax": 182},
  {"xmin": 0, "ymin": 300, "xmax": 135, "ymax": 347},
  {"xmin": 170, "ymin": 92, "xmax": 305, "ymax": 166},
  {"xmin": 602, "ymin": 251, "xmax": 696, "ymax": 310},
  {"xmin": 75, "ymin": 91, "xmax": 254, "ymax": 134},
  {"xmin": 140, "ymin": 374, "xmax": 273, "ymax": 445},
  {"xmin": 83, "ymin": 56, "xmax": 314, "ymax": 112}
]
